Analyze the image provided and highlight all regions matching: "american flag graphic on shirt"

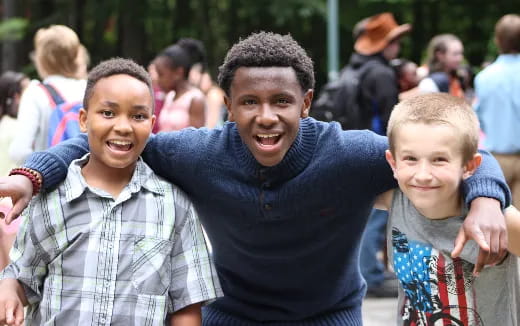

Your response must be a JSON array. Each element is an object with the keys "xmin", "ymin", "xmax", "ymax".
[{"xmin": 392, "ymin": 227, "xmax": 484, "ymax": 326}]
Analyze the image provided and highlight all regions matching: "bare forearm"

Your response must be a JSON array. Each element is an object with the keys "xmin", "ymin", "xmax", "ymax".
[{"xmin": 169, "ymin": 303, "xmax": 202, "ymax": 326}]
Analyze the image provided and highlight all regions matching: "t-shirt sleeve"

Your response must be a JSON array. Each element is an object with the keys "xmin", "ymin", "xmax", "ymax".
[{"xmin": 167, "ymin": 190, "xmax": 222, "ymax": 312}]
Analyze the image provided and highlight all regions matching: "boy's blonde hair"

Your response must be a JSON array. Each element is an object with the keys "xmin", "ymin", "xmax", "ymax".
[
  {"xmin": 33, "ymin": 25, "xmax": 81, "ymax": 79},
  {"xmin": 387, "ymin": 93, "xmax": 479, "ymax": 163}
]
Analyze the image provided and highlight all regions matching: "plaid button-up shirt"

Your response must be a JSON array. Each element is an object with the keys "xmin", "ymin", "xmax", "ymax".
[{"xmin": 1, "ymin": 155, "xmax": 222, "ymax": 325}]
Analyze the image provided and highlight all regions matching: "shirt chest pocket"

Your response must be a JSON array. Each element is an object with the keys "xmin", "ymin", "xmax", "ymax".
[{"xmin": 132, "ymin": 236, "xmax": 174, "ymax": 296}]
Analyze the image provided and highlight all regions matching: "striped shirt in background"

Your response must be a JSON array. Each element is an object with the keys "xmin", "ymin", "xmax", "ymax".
[{"xmin": 0, "ymin": 154, "xmax": 222, "ymax": 325}]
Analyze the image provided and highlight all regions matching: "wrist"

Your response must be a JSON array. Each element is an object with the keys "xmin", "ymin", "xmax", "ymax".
[
  {"xmin": 9, "ymin": 167, "xmax": 43, "ymax": 195},
  {"xmin": 470, "ymin": 197, "xmax": 501, "ymax": 209}
]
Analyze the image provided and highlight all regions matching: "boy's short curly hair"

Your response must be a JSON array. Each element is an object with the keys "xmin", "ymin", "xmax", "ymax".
[
  {"xmin": 218, "ymin": 32, "xmax": 315, "ymax": 96},
  {"xmin": 83, "ymin": 58, "xmax": 153, "ymax": 112}
]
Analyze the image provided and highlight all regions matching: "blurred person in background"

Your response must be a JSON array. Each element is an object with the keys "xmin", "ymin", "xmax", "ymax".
[
  {"xmin": 391, "ymin": 58, "xmax": 421, "ymax": 100},
  {"xmin": 418, "ymin": 34, "xmax": 466, "ymax": 98},
  {"xmin": 178, "ymin": 37, "xmax": 227, "ymax": 128},
  {"xmin": 474, "ymin": 14, "xmax": 520, "ymax": 207},
  {"xmin": 8, "ymin": 25, "xmax": 87, "ymax": 164},
  {"xmin": 0, "ymin": 71, "xmax": 29, "ymax": 271},
  {"xmin": 350, "ymin": 12, "xmax": 411, "ymax": 298},
  {"xmin": 148, "ymin": 62, "xmax": 166, "ymax": 133},
  {"xmin": 154, "ymin": 43, "xmax": 206, "ymax": 131}
]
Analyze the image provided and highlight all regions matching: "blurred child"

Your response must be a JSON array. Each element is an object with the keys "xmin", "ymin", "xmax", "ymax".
[
  {"xmin": 0, "ymin": 58, "xmax": 221, "ymax": 326},
  {"xmin": 153, "ymin": 43, "xmax": 206, "ymax": 131},
  {"xmin": 391, "ymin": 58, "xmax": 420, "ymax": 101},
  {"xmin": 177, "ymin": 37, "xmax": 227, "ymax": 128},
  {"xmin": 375, "ymin": 93, "xmax": 520, "ymax": 325},
  {"xmin": 0, "ymin": 71, "xmax": 29, "ymax": 271},
  {"xmin": 8, "ymin": 25, "xmax": 86, "ymax": 163}
]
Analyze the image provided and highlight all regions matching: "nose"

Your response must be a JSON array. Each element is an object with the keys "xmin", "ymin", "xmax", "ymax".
[
  {"xmin": 256, "ymin": 104, "xmax": 279, "ymax": 127},
  {"xmin": 415, "ymin": 161, "xmax": 433, "ymax": 182},
  {"xmin": 113, "ymin": 116, "xmax": 132, "ymax": 134}
]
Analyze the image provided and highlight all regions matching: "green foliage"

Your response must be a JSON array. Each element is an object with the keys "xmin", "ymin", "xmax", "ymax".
[
  {"xmin": 4, "ymin": 0, "xmax": 520, "ymax": 88},
  {"xmin": 0, "ymin": 18, "xmax": 28, "ymax": 41}
]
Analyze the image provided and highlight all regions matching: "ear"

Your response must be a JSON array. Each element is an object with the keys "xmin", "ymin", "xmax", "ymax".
[
  {"xmin": 224, "ymin": 95, "xmax": 234, "ymax": 121},
  {"xmin": 385, "ymin": 150, "xmax": 398, "ymax": 178},
  {"xmin": 79, "ymin": 108, "xmax": 88, "ymax": 133},
  {"xmin": 301, "ymin": 89, "xmax": 314, "ymax": 118},
  {"xmin": 463, "ymin": 153, "xmax": 482, "ymax": 179},
  {"xmin": 150, "ymin": 114, "xmax": 156, "ymax": 130}
]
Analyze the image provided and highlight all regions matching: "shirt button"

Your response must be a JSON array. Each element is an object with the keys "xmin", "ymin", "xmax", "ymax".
[
  {"xmin": 100, "ymin": 318, "xmax": 106, "ymax": 323},
  {"xmin": 108, "ymin": 243, "xmax": 113, "ymax": 249},
  {"xmin": 104, "ymin": 281, "xmax": 110, "ymax": 288},
  {"xmin": 264, "ymin": 203, "xmax": 272, "ymax": 210}
]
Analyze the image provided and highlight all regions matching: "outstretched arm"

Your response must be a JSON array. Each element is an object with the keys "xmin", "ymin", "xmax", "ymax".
[
  {"xmin": 0, "ymin": 134, "xmax": 89, "ymax": 222},
  {"xmin": 453, "ymin": 150, "xmax": 511, "ymax": 275}
]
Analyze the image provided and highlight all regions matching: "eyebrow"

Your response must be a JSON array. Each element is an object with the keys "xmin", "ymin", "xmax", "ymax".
[{"xmin": 102, "ymin": 100, "xmax": 150, "ymax": 111}]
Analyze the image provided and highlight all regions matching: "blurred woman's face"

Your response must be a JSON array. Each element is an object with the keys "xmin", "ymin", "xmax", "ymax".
[
  {"xmin": 441, "ymin": 40, "xmax": 464, "ymax": 72},
  {"xmin": 153, "ymin": 56, "xmax": 183, "ymax": 92}
]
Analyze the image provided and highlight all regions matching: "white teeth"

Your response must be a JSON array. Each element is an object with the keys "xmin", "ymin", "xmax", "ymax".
[
  {"xmin": 257, "ymin": 134, "xmax": 279, "ymax": 138},
  {"xmin": 109, "ymin": 140, "xmax": 132, "ymax": 146}
]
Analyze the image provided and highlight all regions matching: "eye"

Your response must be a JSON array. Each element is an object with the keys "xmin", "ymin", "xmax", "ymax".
[
  {"xmin": 403, "ymin": 155, "xmax": 417, "ymax": 162},
  {"xmin": 133, "ymin": 113, "xmax": 147, "ymax": 121},
  {"xmin": 277, "ymin": 97, "xmax": 290, "ymax": 105},
  {"xmin": 101, "ymin": 110, "xmax": 114, "ymax": 118},
  {"xmin": 433, "ymin": 157, "xmax": 448, "ymax": 163},
  {"xmin": 243, "ymin": 99, "xmax": 256, "ymax": 105}
]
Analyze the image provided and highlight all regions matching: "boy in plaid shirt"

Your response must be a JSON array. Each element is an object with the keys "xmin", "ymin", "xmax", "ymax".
[{"xmin": 0, "ymin": 58, "xmax": 221, "ymax": 326}]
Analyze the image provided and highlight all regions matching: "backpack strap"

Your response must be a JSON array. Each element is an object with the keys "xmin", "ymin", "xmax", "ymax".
[
  {"xmin": 40, "ymin": 83, "xmax": 65, "ymax": 106},
  {"xmin": 429, "ymin": 72, "xmax": 450, "ymax": 93}
]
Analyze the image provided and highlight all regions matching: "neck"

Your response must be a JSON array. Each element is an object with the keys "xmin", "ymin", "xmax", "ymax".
[
  {"xmin": 81, "ymin": 158, "xmax": 135, "ymax": 198},
  {"xmin": 174, "ymin": 80, "xmax": 191, "ymax": 97},
  {"xmin": 417, "ymin": 195, "xmax": 463, "ymax": 220}
]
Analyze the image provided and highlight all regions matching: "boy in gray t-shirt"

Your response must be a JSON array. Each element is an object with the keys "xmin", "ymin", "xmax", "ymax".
[{"xmin": 375, "ymin": 93, "xmax": 520, "ymax": 325}]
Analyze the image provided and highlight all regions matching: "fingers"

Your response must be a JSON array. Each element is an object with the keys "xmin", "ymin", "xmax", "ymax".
[
  {"xmin": 497, "ymin": 227, "xmax": 509, "ymax": 263},
  {"xmin": 466, "ymin": 227, "xmax": 490, "ymax": 276},
  {"xmin": 13, "ymin": 301, "xmax": 24, "ymax": 326},
  {"xmin": 451, "ymin": 227, "xmax": 467, "ymax": 258},
  {"xmin": 5, "ymin": 198, "xmax": 29, "ymax": 225},
  {"xmin": 0, "ymin": 301, "xmax": 5, "ymax": 324},
  {"xmin": 5, "ymin": 301, "xmax": 24, "ymax": 326}
]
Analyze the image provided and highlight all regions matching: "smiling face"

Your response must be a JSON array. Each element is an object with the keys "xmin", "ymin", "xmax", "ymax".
[
  {"xmin": 79, "ymin": 74, "xmax": 155, "ymax": 174},
  {"xmin": 225, "ymin": 67, "xmax": 312, "ymax": 167},
  {"xmin": 386, "ymin": 122, "xmax": 481, "ymax": 219}
]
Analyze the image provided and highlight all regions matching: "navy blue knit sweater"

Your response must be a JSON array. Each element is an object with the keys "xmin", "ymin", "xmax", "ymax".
[{"xmin": 26, "ymin": 118, "xmax": 509, "ymax": 324}]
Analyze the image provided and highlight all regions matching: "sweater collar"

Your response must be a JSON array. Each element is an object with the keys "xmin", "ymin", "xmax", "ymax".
[{"xmin": 231, "ymin": 117, "xmax": 317, "ymax": 183}]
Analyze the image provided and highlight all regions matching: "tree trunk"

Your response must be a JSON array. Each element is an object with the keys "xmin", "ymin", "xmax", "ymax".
[{"xmin": 2, "ymin": 0, "xmax": 19, "ymax": 71}]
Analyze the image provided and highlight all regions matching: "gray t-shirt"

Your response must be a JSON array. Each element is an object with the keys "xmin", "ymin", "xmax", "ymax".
[{"xmin": 387, "ymin": 189, "xmax": 520, "ymax": 325}]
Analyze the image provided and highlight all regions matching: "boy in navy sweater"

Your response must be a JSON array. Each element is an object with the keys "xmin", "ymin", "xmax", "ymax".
[{"xmin": 0, "ymin": 32, "xmax": 512, "ymax": 325}]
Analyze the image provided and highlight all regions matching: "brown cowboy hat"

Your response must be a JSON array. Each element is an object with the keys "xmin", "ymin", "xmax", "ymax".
[{"xmin": 354, "ymin": 13, "xmax": 411, "ymax": 55}]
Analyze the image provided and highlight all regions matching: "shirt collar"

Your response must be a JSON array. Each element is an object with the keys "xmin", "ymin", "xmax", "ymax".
[{"xmin": 64, "ymin": 154, "xmax": 165, "ymax": 202}]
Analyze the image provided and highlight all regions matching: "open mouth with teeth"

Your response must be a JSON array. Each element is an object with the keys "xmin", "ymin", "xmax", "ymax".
[
  {"xmin": 255, "ymin": 134, "xmax": 281, "ymax": 146},
  {"xmin": 107, "ymin": 140, "xmax": 133, "ymax": 151}
]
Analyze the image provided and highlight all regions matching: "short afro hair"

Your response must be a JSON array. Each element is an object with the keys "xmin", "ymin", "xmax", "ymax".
[
  {"xmin": 218, "ymin": 31, "xmax": 315, "ymax": 96},
  {"xmin": 83, "ymin": 58, "xmax": 153, "ymax": 112}
]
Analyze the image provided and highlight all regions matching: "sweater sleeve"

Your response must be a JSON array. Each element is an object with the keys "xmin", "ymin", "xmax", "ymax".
[
  {"xmin": 24, "ymin": 134, "xmax": 89, "ymax": 190},
  {"xmin": 463, "ymin": 149, "xmax": 511, "ymax": 208}
]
